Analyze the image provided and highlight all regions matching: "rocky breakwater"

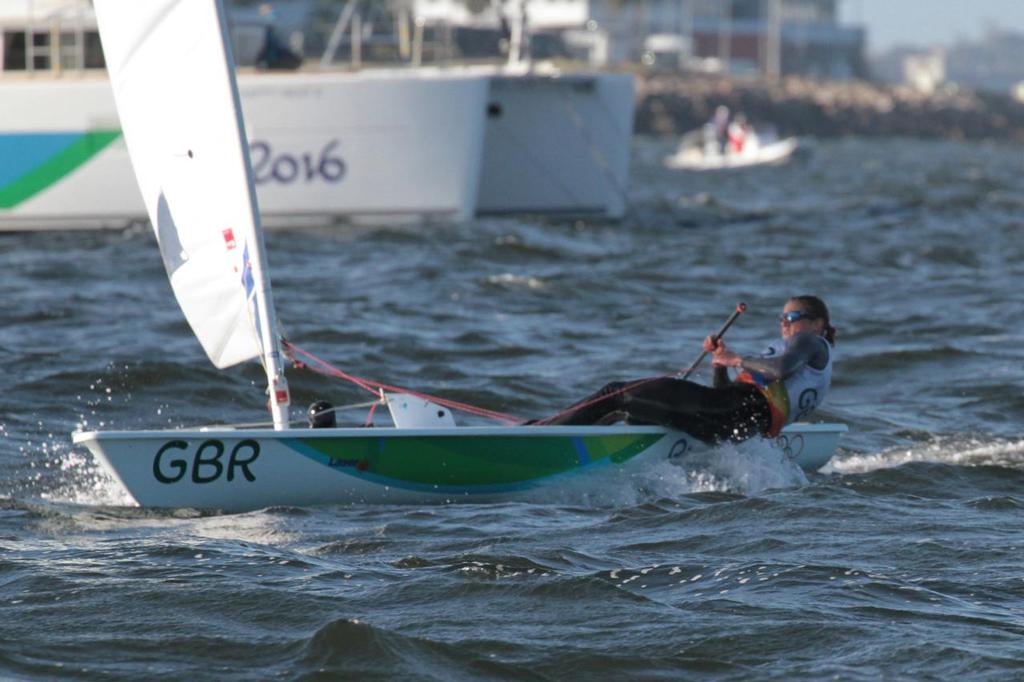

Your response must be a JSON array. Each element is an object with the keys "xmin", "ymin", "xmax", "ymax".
[{"xmin": 635, "ymin": 73, "xmax": 1024, "ymax": 140}]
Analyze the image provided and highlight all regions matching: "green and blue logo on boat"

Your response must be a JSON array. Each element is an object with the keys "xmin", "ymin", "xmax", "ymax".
[
  {"xmin": 288, "ymin": 432, "xmax": 665, "ymax": 493},
  {"xmin": 0, "ymin": 130, "xmax": 121, "ymax": 208}
]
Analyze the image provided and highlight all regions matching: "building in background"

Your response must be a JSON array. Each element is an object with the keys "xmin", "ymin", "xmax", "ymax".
[
  {"xmin": 1, "ymin": 1, "xmax": 863, "ymax": 80},
  {"xmin": 945, "ymin": 29, "xmax": 1024, "ymax": 94},
  {"xmin": 588, "ymin": 0, "xmax": 865, "ymax": 79},
  {"xmin": 0, "ymin": 0, "xmax": 102, "ymax": 72},
  {"xmin": 407, "ymin": 0, "xmax": 866, "ymax": 80},
  {"xmin": 902, "ymin": 50, "xmax": 945, "ymax": 94},
  {"xmin": 869, "ymin": 29, "xmax": 1024, "ymax": 96}
]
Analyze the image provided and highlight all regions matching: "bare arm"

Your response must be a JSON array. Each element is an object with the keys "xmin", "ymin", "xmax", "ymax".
[{"xmin": 701, "ymin": 334, "xmax": 735, "ymax": 388}]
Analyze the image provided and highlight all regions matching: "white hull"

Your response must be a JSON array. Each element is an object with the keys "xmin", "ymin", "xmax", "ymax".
[
  {"xmin": 475, "ymin": 69, "xmax": 635, "ymax": 218},
  {"xmin": 665, "ymin": 137, "xmax": 800, "ymax": 171},
  {"xmin": 1, "ymin": 69, "xmax": 489, "ymax": 230},
  {"xmin": 73, "ymin": 422, "xmax": 846, "ymax": 511}
]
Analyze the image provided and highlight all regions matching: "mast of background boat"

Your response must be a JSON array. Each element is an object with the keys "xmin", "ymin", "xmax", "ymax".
[
  {"xmin": 219, "ymin": 0, "xmax": 291, "ymax": 429},
  {"xmin": 320, "ymin": 2, "xmax": 357, "ymax": 69},
  {"xmin": 506, "ymin": 0, "xmax": 528, "ymax": 67}
]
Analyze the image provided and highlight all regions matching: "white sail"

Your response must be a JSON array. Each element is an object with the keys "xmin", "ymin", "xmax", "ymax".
[{"xmin": 93, "ymin": 0, "xmax": 269, "ymax": 369}]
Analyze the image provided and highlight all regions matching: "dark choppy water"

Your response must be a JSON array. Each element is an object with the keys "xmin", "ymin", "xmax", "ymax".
[{"xmin": 2, "ymin": 137, "xmax": 1023, "ymax": 680}]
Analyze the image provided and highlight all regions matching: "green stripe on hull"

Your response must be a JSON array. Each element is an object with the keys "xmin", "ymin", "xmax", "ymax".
[
  {"xmin": 292, "ymin": 434, "xmax": 665, "ymax": 488},
  {"xmin": 0, "ymin": 131, "xmax": 122, "ymax": 208}
]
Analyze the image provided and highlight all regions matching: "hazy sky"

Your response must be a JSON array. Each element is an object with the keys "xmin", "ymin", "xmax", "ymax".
[{"xmin": 838, "ymin": 0, "xmax": 1024, "ymax": 53}]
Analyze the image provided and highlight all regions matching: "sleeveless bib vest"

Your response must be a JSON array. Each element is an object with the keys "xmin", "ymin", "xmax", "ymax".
[{"xmin": 737, "ymin": 335, "xmax": 833, "ymax": 437}]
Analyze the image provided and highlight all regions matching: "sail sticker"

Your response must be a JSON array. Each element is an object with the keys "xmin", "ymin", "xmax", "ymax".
[
  {"xmin": 241, "ymin": 242, "xmax": 265, "ymax": 353},
  {"xmin": 241, "ymin": 243, "xmax": 256, "ymax": 297},
  {"xmin": 222, "ymin": 228, "xmax": 237, "ymax": 250}
]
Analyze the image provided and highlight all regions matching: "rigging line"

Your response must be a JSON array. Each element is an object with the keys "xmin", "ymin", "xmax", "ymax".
[
  {"xmin": 200, "ymin": 400, "xmax": 384, "ymax": 430},
  {"xmin": 368, "ymin": 378, "xmax": 522, "ymax": 424},
  {"xmin": 317, "ymin": 399, "xmax": 381, "ymax": 413},
  {"xmin": 281, "ymin": 338, "xmax": 379, "ymax": 395},
  {"xmin": 364, "ymin": 400, "xmax": 380, "ymax": 427},
  {"xmin": 532, "ymin": 375, "xmax": 670, "ymax": 425},
  {"xmin": 281, "ymin": 339, "xmax": 522, "ymax": 425}
]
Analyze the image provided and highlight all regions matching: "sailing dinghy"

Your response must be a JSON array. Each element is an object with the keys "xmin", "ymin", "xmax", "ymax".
[{"xmin": 72, "ymin": 0, "xmax": 846, "ymax": 512}]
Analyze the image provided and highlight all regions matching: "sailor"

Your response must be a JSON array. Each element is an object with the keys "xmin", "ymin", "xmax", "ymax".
[
  {"xmin": 534, "ymin": 296, "xmax": 836, "ymax": 444},
  {"xmin": 254, "ymin": 3, "xmax": 302, "ymax": 71},
  {"xmin": 727, "ymin": 113, "xmax": 749, "ymax": 153},
  {"xmin": 711, "ymin": 105, "xmax": 731, "ymax": 153}
]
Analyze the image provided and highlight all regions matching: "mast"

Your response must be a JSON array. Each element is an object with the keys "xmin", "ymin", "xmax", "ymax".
[
  {"xmin": 248, "ymin": 233, "xmax": 292, "ymax": 431},
  {"xmin": 215, "ymin": 0, "xmax": 291, "ymax": 430}
]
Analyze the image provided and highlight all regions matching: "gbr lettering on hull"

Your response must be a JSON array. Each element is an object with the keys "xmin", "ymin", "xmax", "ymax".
[{"xmin": 153, "ymin": 439, "xmax": 261, "ymax": 484}]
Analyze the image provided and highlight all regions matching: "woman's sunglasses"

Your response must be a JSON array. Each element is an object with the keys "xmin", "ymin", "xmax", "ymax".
[{"xmin": 779, "ymin": 310, "xmax": 817, "ymax": 324}]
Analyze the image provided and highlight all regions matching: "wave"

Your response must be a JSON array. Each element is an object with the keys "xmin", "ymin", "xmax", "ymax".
[
  {"xmin": 824, "ymin": 437, "xmax": 1024, "ymax": 502},
  {"xmin": 827, "ymin": 437, "xmax": 1024, "ymax": 474},
  {"xmin": 294, "ymin": 617, "xmax": 539, "ymax": 681},
  {"xmin": 482, "ymin": 273, "xmax": 547, "ymax": 291}
]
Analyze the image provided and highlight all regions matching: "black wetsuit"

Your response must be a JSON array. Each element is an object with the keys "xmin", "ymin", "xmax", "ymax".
[{"xmin": 541, "ymin": 332, "xmax": 830, "ymax": 444}]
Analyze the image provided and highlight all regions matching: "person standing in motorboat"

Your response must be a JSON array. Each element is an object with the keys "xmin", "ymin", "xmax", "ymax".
[
  {"xmin": 711, "ymin": 105, "xmax": 731, "ymax": 154},
  {"xmin": 533, "ymin": 296, "xmax": 836, "ymax": 444},
  {"xmin": 727, "ymin": 113, "xmax": 750, "ymax": 154},
  {"xmin": 701, "ymin": 105, "xmax": 731, "ymax": 157}
]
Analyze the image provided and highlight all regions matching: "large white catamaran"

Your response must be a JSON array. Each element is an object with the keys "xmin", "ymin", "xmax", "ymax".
[
  {"xmin": 72, "ymin": 0, "xmax": 845, "ymax": 512},
  {"xmin": 0, "ymin": 1, "xmax": 633, "ymax": 231}
]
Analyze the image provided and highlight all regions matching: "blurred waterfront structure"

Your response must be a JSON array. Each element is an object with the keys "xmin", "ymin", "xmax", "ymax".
[
  {"xmin": 947, "ymin": 30, "xmax": 1024, "ymax": 93},
  {"xmin": 901, "ymin": 50, "xmax": 945, "ymax": 95},
  {"xmin": 871, "ymin": 29, "xmax": 1024, "ymax": 97},
  {"xmin": 407, "ymin": 0, "xmax": 866, "ymax": 80},
  {"xmin": 0, "ymin": 0, "xmax": 102, "ymax": 72},
  {"xmin": 1, "ymin": 1, "xmax": 863, "ymax": 80},
  {"xmin": 6, "ymin": 0, "xmax": 1024, "ymax": 144}
]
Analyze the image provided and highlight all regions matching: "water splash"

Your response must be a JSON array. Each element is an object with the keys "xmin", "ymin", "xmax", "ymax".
[
  {"xmin": 669, "ymin": 440, "xmax": 810, "ymax": 494},
  {"xmin": 42, "ymin": 441, "xmax": 135, "ymax": 507},
  {"xmin": 825, "ymin": 437, "xmax": 1024, "ymax": 474},
  {"xmin": 518, "ymin": 438, "xmax": 809, "ymax": 506}
]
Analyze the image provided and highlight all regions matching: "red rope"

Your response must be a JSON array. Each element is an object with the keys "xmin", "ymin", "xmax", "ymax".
[
  {"xmin": 530, "ymin": 376, "xmax": 668, "ymax": 425},
  {"xmin": 364, "ymin": 400, "xmax": 379, "ymax": 427},
  {"xmin": 282, "ymin": 339, "xmax": 523, "ymax": 425},
  {"xmin": 282, "ymin": 340, "xmax": 380, "ymax": 395},
  {"xmin": 280, "ymin": 340, "xmax": 684, "ymax": 427}
]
